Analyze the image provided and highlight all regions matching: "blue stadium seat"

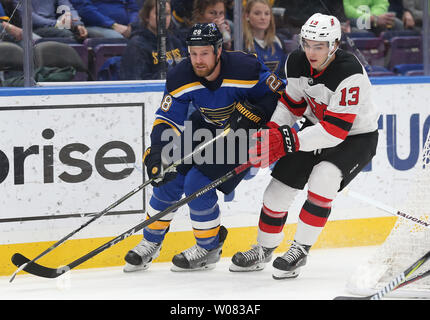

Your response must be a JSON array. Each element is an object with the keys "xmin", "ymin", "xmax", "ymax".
[
  {"xmin": 368, "ymin": 71, "xmax": 396, "ymax": 77},
  {"xmin": 387, "ymin": 36, "xmax": 422, "ymax": 70},
  {"xmin": 348, "ymin": 37, "xmax": 385, "ymax": 67},
  {"xmin": 392, "ymin": 63, "xmax": 423, "ymax": 75},
  {"xmin": 84, "ymin": 38, "xmax": 127, "ymax": 80},
  {"xmin": 405, "ymin": 70, "xmax": 424, "ymax": 76}
]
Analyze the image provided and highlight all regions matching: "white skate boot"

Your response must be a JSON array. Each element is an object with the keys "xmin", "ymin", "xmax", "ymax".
[
  {"xmin": 123, "ymin": 238, "xmax": 162, "ymax": 272},
  {"xmin": 229, "ymin": 244, "xmax": 275, "ymax": 272},
  {"xmin": 272, "ymin": 241, "xmax": 310, "ymax": 279},
  {"xmin": 171, "ymin": 226, "xmax": 227, "ymax": 271}
]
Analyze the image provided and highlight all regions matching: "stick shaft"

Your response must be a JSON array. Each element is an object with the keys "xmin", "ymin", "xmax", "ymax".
[
  {"xmin": 346, "ymin": 190, "xmax": 430, "ymax": 229},
  {"xmin": 12, "ymin": 161, "xmax": 251, "ymax": 278},
  {"xmin": 9, "ymin": 127, "xmax": 230, "ymax": 282},
  {"xmin": 66, "ymin": 161, "xmax": 252, "ymax": 273}
]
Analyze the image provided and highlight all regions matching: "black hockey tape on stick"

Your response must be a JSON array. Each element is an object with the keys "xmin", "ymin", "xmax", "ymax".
[
  {"xmin": 343, "ymin": 189, "xmax": 430, "ymax": 229},
  {"xmin": 11, "ymin": 160, "xmax": 252, "ymax": 280},
  {"xmin": 9, "ymin": 127, "xmax": 231, "ymax": 283},
  {"xmin": 334, "ymin": 250, "xmax": 430, "ymax": 300}
]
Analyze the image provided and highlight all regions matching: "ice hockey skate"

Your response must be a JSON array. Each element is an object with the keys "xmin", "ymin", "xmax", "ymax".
[
  {"xmin": 123, "ymin": 238, "xmax": 162, "ymax": 272},
  {"xmin": 272, "ymin": 241, "xmax": 310, "ymax": 279},
  {"xmin": 171, "ymin": 226, "xmax": 228, "ymax": 271},
  {"xmin": 229, "ymin": 244, "xmax": 275, "ymax": 272}
]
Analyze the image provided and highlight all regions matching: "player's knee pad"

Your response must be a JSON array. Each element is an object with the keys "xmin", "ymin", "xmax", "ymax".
[
  {"xmin": 263, "ymin": 177, "xmax": 299, "ymax": 212},
  {"xmin": 307, "ymin": 161, "xmax": 342, "ymax": 200}
]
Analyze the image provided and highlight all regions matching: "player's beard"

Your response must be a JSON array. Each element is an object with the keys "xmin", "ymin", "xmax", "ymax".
[{"xmin": 193, "ymin": 56, "xmax": 220, "ymax": 78}]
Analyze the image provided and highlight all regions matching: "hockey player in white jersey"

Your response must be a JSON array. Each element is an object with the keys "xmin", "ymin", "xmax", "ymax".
[{"xmin": 229, "ymin": 13, "xmax": 379, "ymax": 279}]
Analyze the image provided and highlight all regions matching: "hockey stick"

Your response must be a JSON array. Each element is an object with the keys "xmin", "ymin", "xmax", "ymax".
[
  {"xmin": 334, "ymin": 250, "xmax": 430, "ymax": 300},
  {"xmin": 11, "ymin": 160, "xmax": 253, "ymax": 279},
  {"xmin": 343, "ymin": 189, "xmax": 430, "ymax": 229},
  {"xmin": 9, "ymin": 127, "xmax": 230, "ymax": 283}
]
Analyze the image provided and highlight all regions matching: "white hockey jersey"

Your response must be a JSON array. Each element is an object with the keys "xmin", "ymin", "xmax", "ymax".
[{"xmin": 271, "ymin": 49, "xmax": 379, "ymax": 152}]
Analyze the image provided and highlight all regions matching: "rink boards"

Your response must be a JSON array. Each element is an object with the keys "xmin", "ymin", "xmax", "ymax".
[{"xmin": 0, "ymin": 77, "xmax": 429, "ymax": 275}]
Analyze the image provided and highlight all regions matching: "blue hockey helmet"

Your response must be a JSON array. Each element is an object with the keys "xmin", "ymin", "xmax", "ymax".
[{"xmin": 186, "ymin": 23, "xmax": 223, "ymax": 54}]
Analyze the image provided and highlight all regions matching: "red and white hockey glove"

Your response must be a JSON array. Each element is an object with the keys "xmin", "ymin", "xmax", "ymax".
[{"xmin": 249, "ymin": 121, "xmax": 300, "ymax": 168}]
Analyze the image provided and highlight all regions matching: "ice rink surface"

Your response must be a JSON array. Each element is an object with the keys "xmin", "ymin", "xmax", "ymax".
[
  {"xmin": 2, "ymin": 246, "xmax": 379, "ymax": 300},
  {"xmin": 2, "ymin": 245, "xmax": 425, "ymax": 319}
]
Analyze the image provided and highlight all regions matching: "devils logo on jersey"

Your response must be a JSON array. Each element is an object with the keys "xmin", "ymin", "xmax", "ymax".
[{"xmin": 305, "ymin": 96, "xmax": 328, "ymax": 120}]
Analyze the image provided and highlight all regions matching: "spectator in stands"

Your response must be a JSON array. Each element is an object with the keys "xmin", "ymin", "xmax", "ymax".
[
  {"xmin": 1, "ymin": 0, "xmax": 43, "ymax": 45},
  {"xmin": 192, "ymin": 0, "xmax": 232, "ymax": 49},
  {"xmin": 388, "ymin": 0, "xmax": 416, "ymax": 29},
  {"xmin": 119, "ymin": 0, "xmax": 186, "ymax": 80},
  {"xmin": 170, "ymin": 0, "xmax": 193, "ymax": 46},
  {"xmin": 12, "ymin": 0, "xmax": 89, "ymax": 40},
  {"xmin": 343, "ymin": 0, "xmax": 404, "ymax": 35},
  {"xmin": 243, "ymin": 0, "xmax": 287, "ymax": 78},
  {"xmin": 0, "ymin": 0, "xmax": 38, "ymax": 45},
  {"xmin": 70, "ymin": 0, "xmax": 139, "ymax": 38},
  {"xmin": 401, "ymin": 0, "xmax": 427, "ymax": 29},
  {"xmin": 273, "ymin": 0, "xmax": 349, "ymax": 35}
]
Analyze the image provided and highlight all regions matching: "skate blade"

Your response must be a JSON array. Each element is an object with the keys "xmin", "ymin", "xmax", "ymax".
[
  {"xmin": 123, "ymin": 262, "xmax": 151, "ymax": 273},
  {"xmin": 170, "ymin": 263, "xmax": 216, "ymax": 272},
  {"xmin": 272, "ymin": 268, "xmax": 300, "ymax": 280},
  {"xmin": 228, "ymin": 263, "xmax": 266, "ymax": 272}
]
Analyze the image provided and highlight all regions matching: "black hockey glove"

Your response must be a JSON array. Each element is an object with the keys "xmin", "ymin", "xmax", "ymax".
[
  {"xmin": 229, "ymin": 99, "xmax": 267, "ymax": 130},
  {"xmin": 143, "ymin": 145, "xmax": 177, "ymax": 187}
]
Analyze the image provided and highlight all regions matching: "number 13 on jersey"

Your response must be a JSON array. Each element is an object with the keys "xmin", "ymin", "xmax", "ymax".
[{"xmin": 339, "ymin": 87, "xmax": 360, "ymax": 106}]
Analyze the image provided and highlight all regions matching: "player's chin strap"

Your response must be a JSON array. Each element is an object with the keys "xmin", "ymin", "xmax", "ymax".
[{"xmin": 317, "ymin": 46, "xmax": 338, "ymax": 70}]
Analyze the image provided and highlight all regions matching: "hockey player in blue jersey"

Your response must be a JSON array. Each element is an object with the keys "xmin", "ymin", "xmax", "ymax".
[{"xmin": 123, "ymin": 22, "xmax": 284, "ymax": 272}]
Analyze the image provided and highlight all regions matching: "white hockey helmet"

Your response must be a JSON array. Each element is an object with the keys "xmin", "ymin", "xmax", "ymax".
[{"xmin": 300, "ymin": 13, "xmax": 341, "ymax": 54}]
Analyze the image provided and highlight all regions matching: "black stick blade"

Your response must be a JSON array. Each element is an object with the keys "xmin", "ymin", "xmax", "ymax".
[
  {"xmin": 11, "ymin": 253, "xmax": 65, "ymax": 279},
  {"xmin": 11, "ymin": 253, "xmax": 30, "ymax": 267},
  {"xmin": 333, "ymin": 296, "xmax": 371, "ymax": 300}
]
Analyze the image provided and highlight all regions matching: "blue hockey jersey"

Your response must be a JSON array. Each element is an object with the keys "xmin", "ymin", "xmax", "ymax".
[
  {"xmin": 151, "ymin": 50, "xmax": 285, "ymax": 145},
  {"xmin": 252, "ymin": 37, "xmax": 288, "ymax": 79}
]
